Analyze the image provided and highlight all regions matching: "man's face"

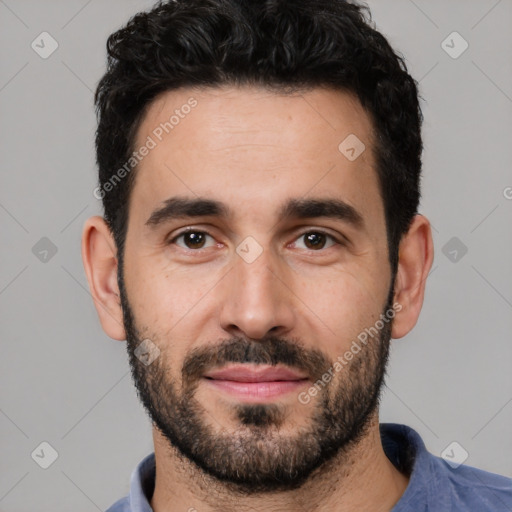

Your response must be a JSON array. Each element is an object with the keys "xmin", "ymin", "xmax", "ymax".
[{"xmin": 119, "ymin": 85, "xmax": 394, "ymax": 491}]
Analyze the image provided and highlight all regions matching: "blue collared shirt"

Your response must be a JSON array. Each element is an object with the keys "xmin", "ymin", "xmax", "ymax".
[{"xmin": 105, "ymin": 423, "xmax": 512, "ymax": 511}]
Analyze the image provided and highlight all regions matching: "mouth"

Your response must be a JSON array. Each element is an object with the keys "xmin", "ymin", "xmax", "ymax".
[{"xmin": 202, "ymin": 364, "xmax": 310, "ymax": 401}]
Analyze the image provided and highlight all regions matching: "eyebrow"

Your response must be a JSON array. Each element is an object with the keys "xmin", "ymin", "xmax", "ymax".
[
  {"xmin": 145, "ymin": 196, "xmax": 364, "ymax": 230},
  {"xmin": 278, "ymin": 197, "xmax": 364, "ymax": 229},
  {"xmin": 145, "ymin": 197, "xmax": 230, "ymax": 227}
]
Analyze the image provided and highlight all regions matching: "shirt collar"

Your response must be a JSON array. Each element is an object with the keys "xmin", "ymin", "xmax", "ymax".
[{"xmin": 128, "ymin": 451, "xmax": 156, "ymax": 511}]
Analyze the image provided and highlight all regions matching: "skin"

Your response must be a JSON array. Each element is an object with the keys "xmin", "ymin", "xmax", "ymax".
[{"xmin": 82, "ymin": 85, "xmax": 434, "ymax": 511}]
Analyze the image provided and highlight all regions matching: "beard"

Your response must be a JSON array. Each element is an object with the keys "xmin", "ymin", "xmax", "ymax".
[{"xmin": 118, "ymin": 264, "xmax": 394, "ymax": 493}]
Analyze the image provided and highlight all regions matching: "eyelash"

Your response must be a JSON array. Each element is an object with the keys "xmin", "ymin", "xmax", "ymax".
[{"xmin": 167, "ymin": 228, "xmax": 344, "ymax": 253}]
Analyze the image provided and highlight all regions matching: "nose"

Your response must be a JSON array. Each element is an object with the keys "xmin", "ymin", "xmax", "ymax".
[{"xmin": 218, "ymin": 245, "xmax": 296, "ymax": 340}]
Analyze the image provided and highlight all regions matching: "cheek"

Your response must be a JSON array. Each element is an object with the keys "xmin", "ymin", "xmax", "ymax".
[
  {"xmin": 124, "ymin": 261, "xmax": 221, "ymax": 350},
  {"xmin": 297, "ymin": 267, "xmax": 387, "ymax": 355},
  {"xmin": 125, "ymin": 252, "xmax": 200, "ymax": 312}
]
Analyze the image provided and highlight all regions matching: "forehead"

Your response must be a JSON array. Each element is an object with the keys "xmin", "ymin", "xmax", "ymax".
[
  {"xmin": 135, "ymin": 85, "xmax": 374, "ymax": 156},
  {"xmin": 129, "ymin": 85, "xmax": 384, "ymax": 236}
]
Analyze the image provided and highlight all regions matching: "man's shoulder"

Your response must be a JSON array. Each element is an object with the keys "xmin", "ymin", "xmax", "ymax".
[
  {"xmin": 105, "ymin": 496, "xmax": 130, "ymax": 512},
  {"xmin": 381, "ymin": 423, "xmax": 512, "ymax": 511},
  {"xmin": 433, "ymin": 454, "xmax": 512, "ymax": 510}
]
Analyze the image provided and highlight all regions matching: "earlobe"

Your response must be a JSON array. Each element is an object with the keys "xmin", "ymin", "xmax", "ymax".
[
  {"xmin": 391, "ymin": 214, "xmax": 434, "ymax": 339},
  {"xmin": 81, "ymin": 216, "xmax": 126, "ymax": 341}
]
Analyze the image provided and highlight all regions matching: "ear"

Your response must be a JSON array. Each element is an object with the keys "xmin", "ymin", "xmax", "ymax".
[
  {"xmin": 391, "ymin": 214, "xmax": 434, "ymax": 339},
  {"xmin": 81, "ymin": 216, "xmax": 126, "ymax": 341}
]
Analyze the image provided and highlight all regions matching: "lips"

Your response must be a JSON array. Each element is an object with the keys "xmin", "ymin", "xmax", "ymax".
[
  {"xmin": 203, "ymin": 364, "xmax": 309, "ymax": 400},
  {"xmin": 204, "ymin": 364, "xmax": 308, "ymax": 382}
]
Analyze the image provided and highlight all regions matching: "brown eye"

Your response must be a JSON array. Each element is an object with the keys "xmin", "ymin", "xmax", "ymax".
[
  {"xmin": 171, "ymin": 231, "xmax": 215, "ymax": 250},
  {"xmin": 294, "ymin": 231, "xmax": 338, "ymax": 251},
  {"xmin": 304, "ymin": 232, "xmax": 327, "ymax": 249}
]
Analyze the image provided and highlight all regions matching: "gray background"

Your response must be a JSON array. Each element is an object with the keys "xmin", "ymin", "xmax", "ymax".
[{"xmin": 1, "ymin": 0, "xmax": 511, "ymax": 510}]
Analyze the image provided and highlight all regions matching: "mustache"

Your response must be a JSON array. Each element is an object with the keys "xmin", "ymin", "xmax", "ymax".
[{"xmin": 181, "ymin": 336, "xmax": 332, "ymax": 388}]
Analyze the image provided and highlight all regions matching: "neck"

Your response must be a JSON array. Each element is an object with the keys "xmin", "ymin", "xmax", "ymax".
[{"xmin": 150, "ymin": 413, "xmax": 410, "ymax": 512}]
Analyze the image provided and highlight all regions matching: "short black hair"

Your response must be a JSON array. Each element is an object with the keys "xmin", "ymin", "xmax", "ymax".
[{"xmin": 94, "ymin": 0, "xmax": 423, "ymax": 276}]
